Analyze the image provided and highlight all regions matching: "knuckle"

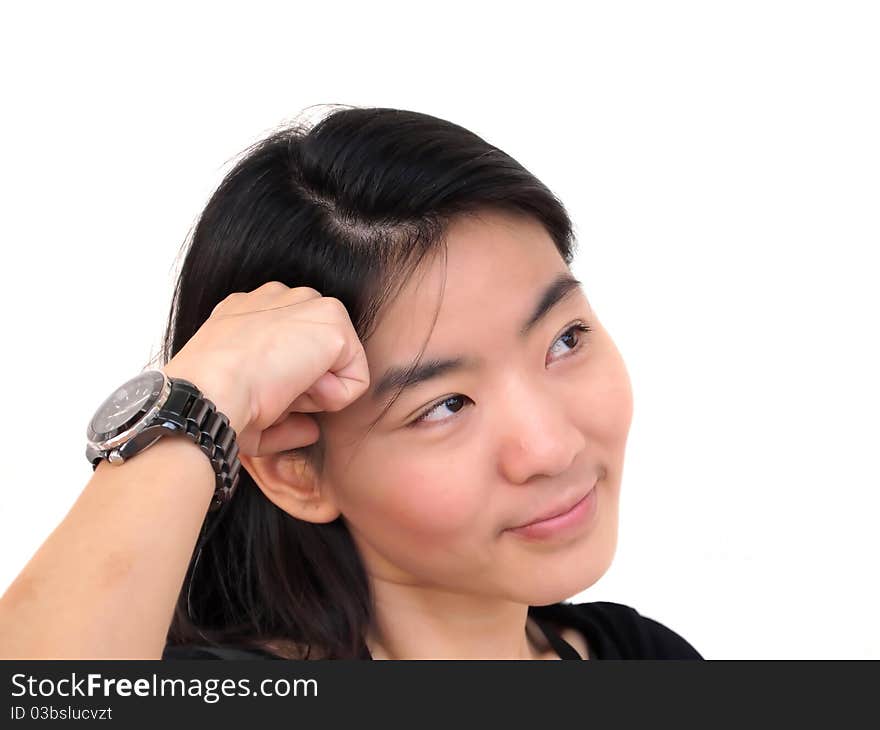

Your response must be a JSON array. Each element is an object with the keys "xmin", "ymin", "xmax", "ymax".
[
  {"xmin": 260, "ymin": 280, "xmax": 289, "ymax": 292},
  {"xmin": 320, "ymin": 330, "xmax": 346, "ymax": 356},
  {"xmin": 321, "ymin": 296, "xmax": 350, "ymax": 318},
  {"xmin": 211, "ymin": 292, "xmax": 240, "ymax": 314},
  {"xmin": 293, "ymin": 286, "xmax": 323, "ymax": 299}
]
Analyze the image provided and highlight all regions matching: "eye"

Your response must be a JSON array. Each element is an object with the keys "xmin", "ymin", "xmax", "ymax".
[{"xmin": 407, "ymin": 320, "xmax": 592, "ymax": 428}]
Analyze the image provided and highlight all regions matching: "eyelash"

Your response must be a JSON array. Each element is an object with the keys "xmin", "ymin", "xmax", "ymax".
[{"xmin": 407, "ymin": 321, "xmax": 593, "ymax": 428}]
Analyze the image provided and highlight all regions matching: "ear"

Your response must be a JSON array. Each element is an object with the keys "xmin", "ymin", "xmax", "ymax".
[{"xmin": 239, "ymin": 452, "xmax": 342, "ymax": 524}]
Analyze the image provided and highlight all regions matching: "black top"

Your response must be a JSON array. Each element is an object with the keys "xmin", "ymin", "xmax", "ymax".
[{"xmin": 162, "ymin": 601, "xmax": 703, "ymax": 660}]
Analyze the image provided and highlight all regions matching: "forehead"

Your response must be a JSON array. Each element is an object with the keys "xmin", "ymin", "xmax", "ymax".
[{"xmin": 365, "ymin": 210, "xmax": 571, "ymax": 364}]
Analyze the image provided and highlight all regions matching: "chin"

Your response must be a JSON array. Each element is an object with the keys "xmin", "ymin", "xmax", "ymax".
[
  {"xmin": 525, "ymin": 566, "xmax": 612, "ymax": 606},
  {"xmin": 515, "ymin": 522, "xmax": 620, "ymax": 606}
]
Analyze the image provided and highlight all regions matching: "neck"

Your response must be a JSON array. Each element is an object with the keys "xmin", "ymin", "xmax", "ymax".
[{"xmin": 363, "ymin": 582, "xmax": 553, "ymax": 660}]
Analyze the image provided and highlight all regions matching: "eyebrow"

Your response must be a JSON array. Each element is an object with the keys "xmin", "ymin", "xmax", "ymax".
[{"xmin": 371, "ymin": 272, "xmax": 584, "ymax": 403}]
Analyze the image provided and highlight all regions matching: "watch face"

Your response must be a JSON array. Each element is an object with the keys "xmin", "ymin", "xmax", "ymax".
[{"xmin": 87, "ymin": 370, "xmax": 166, "ymax": 443}]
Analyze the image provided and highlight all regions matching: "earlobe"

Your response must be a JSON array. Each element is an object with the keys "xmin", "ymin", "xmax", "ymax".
[{"xmin": 239, "ymin": 453, "xmax": 342, "ymax": 524}]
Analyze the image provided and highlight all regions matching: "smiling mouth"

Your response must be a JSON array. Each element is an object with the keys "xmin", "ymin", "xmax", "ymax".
[{"xmin": 507, "ymin": 480, "xmax": 598, "ymax": 530}]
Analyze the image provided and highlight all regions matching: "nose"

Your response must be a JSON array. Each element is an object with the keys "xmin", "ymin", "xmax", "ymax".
[{"xmin": 494, "ymin": 377, "xmax": 586, "ymax": 484}]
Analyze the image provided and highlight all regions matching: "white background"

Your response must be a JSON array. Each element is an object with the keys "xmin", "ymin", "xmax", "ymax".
[{"xmin": 1, "ymin": 1, "xmax": 877, "ymax": 659}]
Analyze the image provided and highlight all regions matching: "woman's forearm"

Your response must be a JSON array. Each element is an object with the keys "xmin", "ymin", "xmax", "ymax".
[{"xmin": 0, "ymin": 436, "xmax": 216, "ymax": 658}]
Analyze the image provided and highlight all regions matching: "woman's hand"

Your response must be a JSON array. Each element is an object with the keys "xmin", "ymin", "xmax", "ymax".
[{"xmin": 163, "ymin": 281, "xmax": 371, "ymax": 457}]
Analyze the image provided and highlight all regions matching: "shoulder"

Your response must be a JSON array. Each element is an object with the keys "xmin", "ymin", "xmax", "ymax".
[
  {"xmin": 577, "ymin": 601, "xmax": 704, "ymax": 659},
  {"xmin": 532, "ymin": 600, "xmax": 704, "ymax": 659},
  {"xmin": 588, "ymin": 601, "xmax": 703, "ymax": 659}
]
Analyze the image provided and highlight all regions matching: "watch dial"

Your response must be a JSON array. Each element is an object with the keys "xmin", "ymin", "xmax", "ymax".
[{"xmin": 88, "ymin": 370, "xmax": 165, "ymax": 441}]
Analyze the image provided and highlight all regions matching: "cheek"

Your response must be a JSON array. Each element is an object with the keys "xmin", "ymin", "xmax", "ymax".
[
  {"xmin": 599, "ymin": 336, "xmax": 635, "ymax": 435},
  {"xmin": 364, "ymin": 459, "xmax": 483, "ymax": 539},
  {"xmin": 596, "ymin": 378, "xmax": 633, "ymax": 437},
  {"xmin": 576, "ymin": 348, "xmax": 634, "ymax": 441}
]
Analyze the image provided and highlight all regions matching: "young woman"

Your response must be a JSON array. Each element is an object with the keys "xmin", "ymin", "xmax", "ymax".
[{"xmin": 0, "ymin": 106, "xmax": 702, "ymax": 660}]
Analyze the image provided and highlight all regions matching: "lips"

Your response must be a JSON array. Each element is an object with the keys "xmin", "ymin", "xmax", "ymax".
[{"xmin": 508, "ymin": 481, "xmax": 598, "ymax": 529}]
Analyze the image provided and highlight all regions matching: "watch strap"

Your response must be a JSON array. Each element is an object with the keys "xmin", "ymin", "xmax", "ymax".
[{"xmin": 152, "ymin": 378, "xmax": 242, "ymax": 512}]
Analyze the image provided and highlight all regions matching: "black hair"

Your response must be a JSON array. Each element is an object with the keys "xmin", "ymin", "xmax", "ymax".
[{"xmin": 160, "ymin": 104, "xmax": 578, "ymax": 658}]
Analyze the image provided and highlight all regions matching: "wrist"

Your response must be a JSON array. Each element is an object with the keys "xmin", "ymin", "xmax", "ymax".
[{"xmin": 161, "ymin": 362, "xmax": 250, "ymax": 436}]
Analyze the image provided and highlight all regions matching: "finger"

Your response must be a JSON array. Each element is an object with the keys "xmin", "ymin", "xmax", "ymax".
[
  {"xmin": 305, "ymin": 370, "xmax": 358, "ymax": 412},
  {"xmin": 286, "ymin": 392, "xmax": 324, "ymax": 413},
  {"xmin": 284, "ymin": 372, "xmax": 349, "ymax": 414},
  {"xmin": 269, "ymin": 390, "xmax": 326, "ymax": 425},
  {"xmin": 254, "ymin": 413, "xmax": 320, "ymax": 456},
  {"xmin": 269, "ymin": 404, "xmax": 312, "ymax": 426}
]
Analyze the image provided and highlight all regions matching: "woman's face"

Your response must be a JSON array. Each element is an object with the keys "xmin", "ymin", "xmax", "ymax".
[{"xmin": 258, "ymin": 209, "xmax": 633, "ymax": 605}]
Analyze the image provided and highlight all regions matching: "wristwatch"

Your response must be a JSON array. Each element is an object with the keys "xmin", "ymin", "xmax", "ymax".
[{"xmin": 85, "ymin": 369, "xmax": 242, "ymax": 512}]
